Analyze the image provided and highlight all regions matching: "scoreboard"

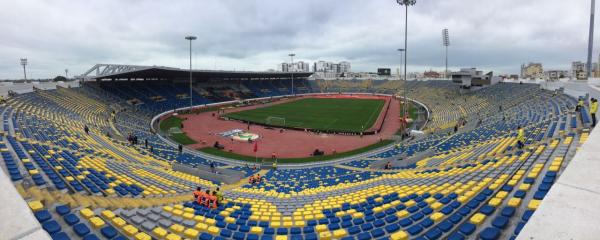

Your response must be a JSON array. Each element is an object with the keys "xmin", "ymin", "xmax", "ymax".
[{"xmin": 377, "ymin": 68, "xmax": 391, "ymax": 76}]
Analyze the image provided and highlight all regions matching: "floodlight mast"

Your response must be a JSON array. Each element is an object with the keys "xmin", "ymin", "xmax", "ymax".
[
  {"xmin": 289, "ymin": 53, "xmax": 295, "ymax": 95},
  {"xmin": 185, "ymin": 36, "xmax": 197, "ymax": 109},
  {"xmin": 20, "ymin": 58, "xmax": 28, "ymax": 80},
  {"xmin": 396, "ymin": 0, "xmax": 416, "ymax": 129},
  {"xmin": 443, "ymin": 28, "xmax": 450, "ymax": 79}
]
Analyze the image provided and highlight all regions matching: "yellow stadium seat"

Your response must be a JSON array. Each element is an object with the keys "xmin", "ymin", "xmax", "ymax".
[
  {"xmin": 134, "ymin": 232, "xmax": 151, "ymax": 240},
  {"xmin": 194, "ymin": 222, "xmax": 208, "ymax": 231},
  {"xmin": 225, "ymin": 217, "xmax": 236, "ymax": 223},
  {"xmin": 182, "ymin": 212, "xmax": 194, "ymax": 220},
  {"xmin": 152, "ymin": 227, "xmax": 168, "ymax": 238},
  {"xmin": 169, "ymin": 224, "xmax": 184, "ymax": 233},
  {"xmin": 315, "ymin": 224, "xmax": 328, "ymax": 232},
  {"xmin": 390, "ymin": 230, "xmax": 409, "ymax": 240},
  {"xmin": 430, "ymin": 202, "xmax": 443, "ymax": 210},
  {"xmin": 495, "ymin": 191, "xmax": 508, "ymax": 199},
  {"xmin": 101, "ymin": 210, "xmax": 116, "ymax": 219},
  {"xmin": 207, "ymin": 226, "xmax": 220, "ymax": 235},
  {"xmin": 184, "ymin": 228, "xmax": 199, "ymax": 238},
  {"xmin": 89, "ymin": 217, "xmax": 105, "ymax": 228},
  {"xmin": 165, "ymin": 233, "xmax": 181, "ymax": 240},
  {"xmin": 519, "ymin": 184, "xmax": 531, "ymax": 191},
  {"xmin": 333, "ymin": 229, "xmax": 348, "ymax": 238},
  {"xmin": 488, "ymin": 198, "xmax": 502, "ymax": 207},
  {"xmin": 250, "ymin": 226, "xmax": 263, "ymax": 234},
  {"xmin": 396, "ymin": 210, "xmax": 409, "ymax": 218},
  {"xmin": 528, "ymin": 200, "xmax": 541, "ymax": 210},
  {"xmin": 27, "ymin": 201, "xmax": 44, "ymax": 212},
  {"xmin": 79, "ymin": 208, "xmax": 95, "ymax": 219},
  {"xmin": 469, "ymin": 213, "xmax": 486, "ymax": 225},
  {"xmin": 111, "ymin": 217, "xmax": 127, "ymax": 227},
  {"xmin": 430, "ymin": 212, "xmax": 445, "ymax": 222},
  {"xmin": 122, "ymin": 225, "xmax": 139, "ymax": 236},
  {"xmin": 275, "ymin": 236, "xmax": 288, "ymax": 240},
  {"xmin": 319, "ymin": 231, "xmax": 332, "ymax": 240},
  {"xmin": 205, "ymin": 218, "xmax": 216, "ymax": 225},
  {"xmin": 508, "ymin": 198, "xmax": 522, "ymax": 207}
]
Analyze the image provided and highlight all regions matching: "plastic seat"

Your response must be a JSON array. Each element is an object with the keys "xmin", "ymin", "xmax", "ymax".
[
  {"xmin": 55, "ymin": 205, "xmax": 71, "ymax": 216},
  {"xmin": 407, "ymin": 225, "xmax": 423, "ymax": 235},
  {"xmin": 50, "ymin": 232, "xmax": 70, "ymax": 240},
  {"xmin": 458, "ymin": 222, "xmax": 476, "ymax": 236},
  {"xmin": 479, "ymin": 227, "xmax": 500, "ymax": 240},
  {"xmin": 42, "ymin": 220, "xmax": 62, "ymax": 234},
  {"xmin": 100, "ymin": 226, "xmax": 118, "ymax": 239},
  {"xmin": 491, "ymin": 216, "xmax": 509, "ymax": 229},
  {"xmin": 73, "ymin": 223, "xmax": 91, "ymax": 237},
  {"xmin": 447, "ymin": 232, "xmax": 465, "ymax": 240},
  {"xmin": 35, "ymin": 210, "xmax": 52, "ymax": 223}
]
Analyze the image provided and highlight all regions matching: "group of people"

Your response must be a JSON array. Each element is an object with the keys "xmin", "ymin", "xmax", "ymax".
[
  {"xmin": 127, "ymin": 133, "xmax": 139, "ymax": 146},
  {"xmin": 193, "ymin": 187, "xmax": 223, "ymax": 209},
  {"xmin": 248, "ymin": 174, "xmax": 262, "ymax": 184}
]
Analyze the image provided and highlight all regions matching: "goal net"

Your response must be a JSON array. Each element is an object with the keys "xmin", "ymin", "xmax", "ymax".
[
  {"xmin": 168, "ymin": 127, "xmax": 183, "ymax": 136},
  {"xmin": 265, "ymin": 116, "xmax": 286, "ymax": 127}
]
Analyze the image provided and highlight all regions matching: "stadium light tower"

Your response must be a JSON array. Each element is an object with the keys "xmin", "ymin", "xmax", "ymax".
[
  {"xmin": 289, "ymin": 53, "xmax": 295, "ymax": 95},
  {"xmin": 20, "ymin": 58, "xmax": 28, "ymax": 80},
  {"xmin": 397, "ymin": 49, "xmax": 405, "ymax": 80},
  {"xmin": 442, "ymin": 28, "xmax": 450, "ymax": 79},
  {"xmin": 587, "ymin": 0, "xmax": 595, "ymax": 78},
  {"xmin": 185, "ymin": 35, "xmax": 197, "ymax": 109},
  {"xmin": 396, "ymin": 0, "xmax": 416, "ymax": 125}
]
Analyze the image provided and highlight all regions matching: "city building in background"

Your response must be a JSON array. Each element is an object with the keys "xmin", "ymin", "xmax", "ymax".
[
  {"xmin": 572, "ymin": 61, "xmax": 587, "ymax": 80},
  {"xmin": 520, "ymin": 62, "xmax": 544, "ymax": 79},
  {"xmin": 544, "ymin": 70, "xmax": 569, "ymax": 80},
  {"xmin": 451, "ymin": 68, "xmax": 500, "ymax": 87},
  {"xmin": 280, "ymin": 61, "xmax": 310, "ymax": 72}
]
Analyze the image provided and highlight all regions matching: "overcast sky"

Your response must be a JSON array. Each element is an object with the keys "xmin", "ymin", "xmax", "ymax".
[{"xmin": 0, "ymin": 0, "xmax": 595, "ymax": 79}]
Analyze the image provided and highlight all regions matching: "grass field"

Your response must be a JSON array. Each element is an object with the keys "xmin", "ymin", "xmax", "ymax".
[
  {"xmin": 159, "ymin": 116, "xmax": 197, "ymax": 145},
  {"xmin": 223, "ymin": 98, "xmax": 385, "ymax": 133},
  {"xmin": 199, "ymin": 140, "xmax": 394, "ymax": 163}
]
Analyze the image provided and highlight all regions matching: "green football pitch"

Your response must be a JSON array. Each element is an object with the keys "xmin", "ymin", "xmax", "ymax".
[{"xmin": 223, "ymin": 98, "xmax": 385, "ymax": 133}]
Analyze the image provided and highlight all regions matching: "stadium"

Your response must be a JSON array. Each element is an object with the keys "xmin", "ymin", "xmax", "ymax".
[
  {"xmin": 0, "ymin": 60, "xmax": 598, "ymax": 240},
  {"xmin": 2, "ymin": 1, "xmax": 600, "ymax": 240}
]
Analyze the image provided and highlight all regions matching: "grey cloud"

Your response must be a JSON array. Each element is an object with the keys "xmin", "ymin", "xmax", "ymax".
[{"xmin": 0, "ymin": 0, "xmax": 595, "ymax": 79}]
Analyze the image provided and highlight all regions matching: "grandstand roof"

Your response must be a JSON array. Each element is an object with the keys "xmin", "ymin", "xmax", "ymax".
[{"xmin": 80, "ymin": 64, "xmax": 313, "ymax": 81}]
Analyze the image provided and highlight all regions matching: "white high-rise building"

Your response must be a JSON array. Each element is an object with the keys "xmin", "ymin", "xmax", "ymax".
[{"xmin": 280, "ymin": 61, "xmax": 310, "ymax": 72}]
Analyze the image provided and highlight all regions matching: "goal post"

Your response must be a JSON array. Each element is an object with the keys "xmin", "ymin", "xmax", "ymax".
[{"xmin": 265, "ymin": 116, "xmax": 286, "ymax": 127}]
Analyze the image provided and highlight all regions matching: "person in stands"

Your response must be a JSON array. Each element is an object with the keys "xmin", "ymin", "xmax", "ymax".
[
  {"xmin": 193, "ymin": 187, "xmax": 202, "ymax": 201},
  {"xmin": 384, "ymin": 161, "xmax": 392, "ymax": 170},
  {"xmin": 255, "ymin": 174, "xmax": 261, "ymax": 183},
  {"xmin": 590, "ymin": 98, "xmax": 598, "ymax": 127},
  {"xmin": 215, "ymin": 187, "xmax": 223, "ymax": 206},
  {"xmin": 201, "ymin": 190, "xmax": 211, "ymax": 207},
  {"xmin": 249, "ymin": 175, "xmax": 255, "ymax": 184},
  {"xmin": 197, "ymin": 188, "xmax": 207, "ymax": 205},
  {"xmin": 576, "ymin": 97, "xmax": 584, "ymax": 112},
  {"xmin": 208, "ymin": 191, "xmax": 218, "ymax": 209},
  {"xmin": 516, "ymin": 126, "xmax": 525, "ymax": 149}
]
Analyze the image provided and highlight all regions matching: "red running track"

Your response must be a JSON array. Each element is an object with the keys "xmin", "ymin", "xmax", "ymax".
[{"xmin": 178, "ymin": 95, "xmax": 400, "ymax": 158}]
